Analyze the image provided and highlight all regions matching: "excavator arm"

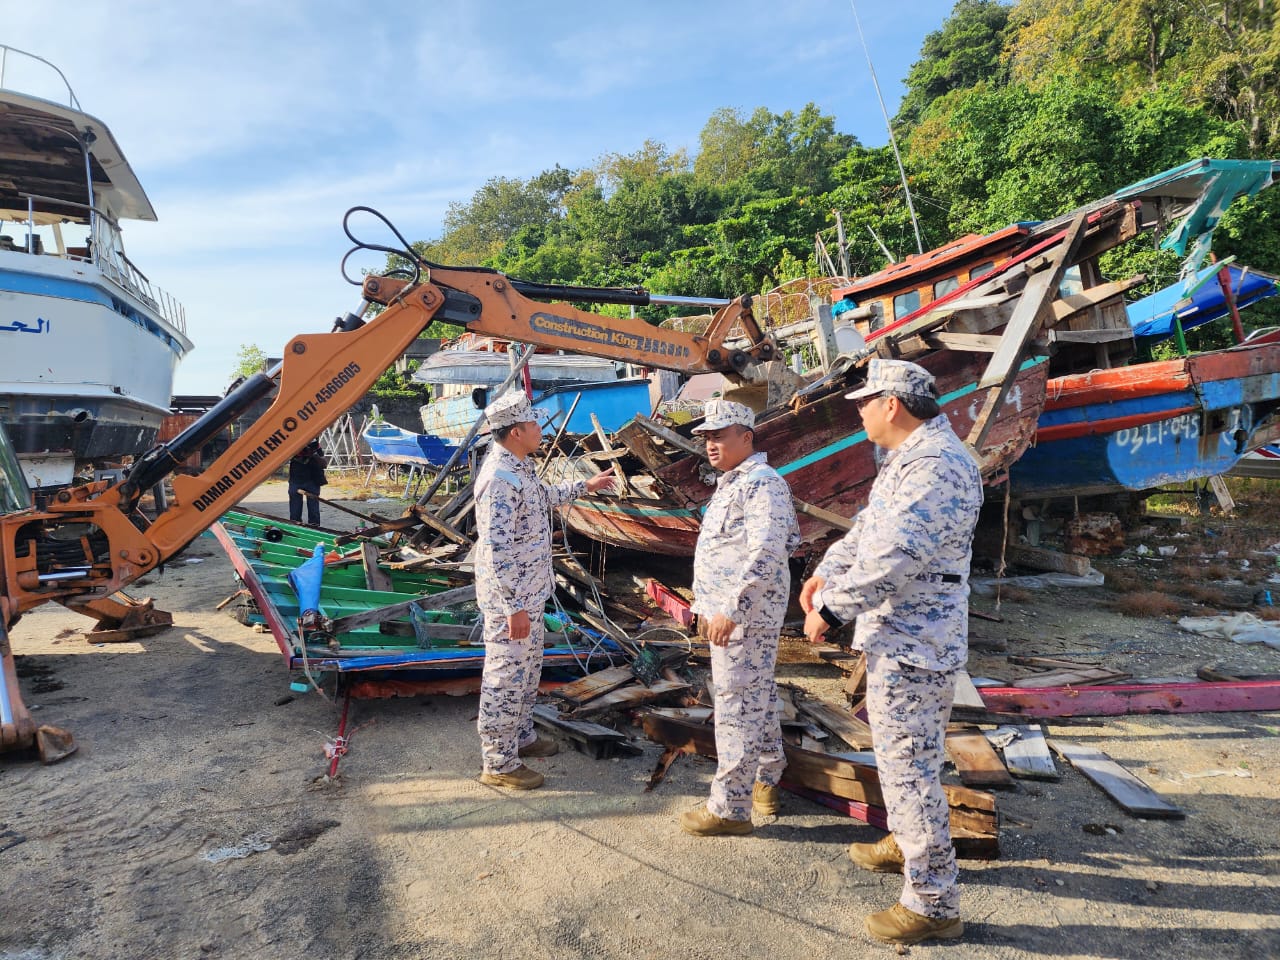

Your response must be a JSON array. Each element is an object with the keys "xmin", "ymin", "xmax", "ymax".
[
  {"xmin": 362, "ymin": 266, "xmax": 778, "ymax": 375},
  {"xmin": 0, "ymin": 263, "xmax": 776, "ymax": 758}
]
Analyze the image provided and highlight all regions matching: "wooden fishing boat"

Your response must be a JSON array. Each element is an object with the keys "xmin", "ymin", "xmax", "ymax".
[
  {"xmin": 552, "ymin": 158, "xmax": 1280, "ymax": 555},
  {"xmin": 554, "ymin": 197, "xmax": 1143, "ymax": 557},
  {"xmin": 212, "ymin": 509, "xmax": 622, "ymax": 680},
  {"xmin": 1010, "ymin": 341, "xmax": 1280, "ymax": 497}
]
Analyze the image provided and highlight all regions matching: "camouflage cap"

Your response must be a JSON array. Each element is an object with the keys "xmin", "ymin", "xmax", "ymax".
[
  {"xmin": 845, "ymin": 358, "xmax": 937, "ymax": 401},
  {"xmin": 485, "ymin": 391, "xmax": 548, "ymax": 429},
  {"xmin": 691, "ymin": 398, "xmax": 756, "ymax": 433}
]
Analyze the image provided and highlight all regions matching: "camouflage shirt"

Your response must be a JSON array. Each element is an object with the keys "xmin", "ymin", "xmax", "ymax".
[
  {"xmin": 692, "ymin": 452, "xmax": 801, "ymax": 630},
  {"xmin": 814, "ymin": 415, "xmax": 983, "ymax": 670},
  {"xmin": 474, "ymin": 445, "xmax": 587, "ymax": 616}
]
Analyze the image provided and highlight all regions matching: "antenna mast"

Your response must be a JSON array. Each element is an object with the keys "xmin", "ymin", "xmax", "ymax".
[{"xmin": 848, "ymin": 1, "xmax": 924, "ymax": 256}]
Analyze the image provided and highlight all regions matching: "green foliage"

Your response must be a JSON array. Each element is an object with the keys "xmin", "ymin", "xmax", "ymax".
[
  {"xmin": 369, "ymin": 362, "xmax": 429, "ymax": 401},
  {"xmin": 232, "ymin": 343, "xmax": 267, "ymax": 381},
  {"xmin": 897, "ymin": 0, "xmax": 1012, "ymax": 126}
]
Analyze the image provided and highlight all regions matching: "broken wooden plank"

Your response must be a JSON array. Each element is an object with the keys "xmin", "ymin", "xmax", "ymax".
[
  {"xmin": 639, "ymin": 712, "xmax": 997, "ymax": 837},
  {"xmin": 998, "ymin": 725, "xmax": 1059, "ymax": 780},
  {"xmin": 409, "ymin": 505, "xmax": 472, "ymax": 547},
  {"xmin": 325, "ymin": 584, "xmax": 477, "ymax": 634},
  {"xmin": 793, "ymin": 694, "xmax": 874, "ymax": 750},
  {"xmin": 782, "ymin": 783, "xmax": 998, "ymax": 860},
  {"xmin": 614, "ymin": 420, "xmax": 673, "ymax": 471},
  {"xmin": 1011, "ymin": 666, "xmax": 1131, "ymax": 688},
  {"xmin": 360, "ymin": 542, "xmax": 393, "ymax": 592},
  {"xmin": 531, "ymin": 704, "xmax": 629, "ymax": 759},
  {"xmin": 335, "ymin": 515, "xmax": 421, "ymax": 545},
  {"xmin": 633, "ymin": 415, "xmax": 705, "ymax": 459},
  {"xmin": 1050, "ymin": 740, "xmax": 1184, "ymax": 818},
  {"xmin": 978, "ymin": 679, "xmax": 1280, "ymax": 717},
  {"xmin": 946, "ymin": 724, "xmax": 1016, "ymax": 789},
  {"xmin": 953, "ymin": 670, "xmax": 987, "ymax": 710},
  {"xmin": 572, "ymin": 679, "xmax": 690, "ymax": 716},
  {"xmin": 550, "ymin": 664, "xmax": 637, "ymax": 706}
]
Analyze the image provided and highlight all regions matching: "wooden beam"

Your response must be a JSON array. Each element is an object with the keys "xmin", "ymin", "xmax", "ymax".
[
  {"xmin": 1001, "ymin": 544, "xmax": 1092, "ymax": 577},
  {"xmin": 921, "ymin": 332, "xmax": 1004, "ymax": 352},
  {"xmin": 792, "ymin": 497, "xmax": 853, "ymax": 532},
  {"xmin": 360, "ymin": 542, "xmax": 393, "ymax": 592},
  {"xmin": 968, "ymin": 210, "xmax": 1090, "ymax": 449},
  {"xmin": 334, "ymin": 515, "xmax": 420, "ymax": 545},
  {"xmin": 977, "ymin": 679, "xmax": 1280, "ymax": 717},
  {"xmin": 326, "ymin": 584, "xmax": 476, "ymax": 634},
  {"xmin": 1046, "ymin": 328, "xmax": 1138, "ymax": 344},
  {"xmin": 409, "ymin": 505, "xmax": 472, "ymax": 546},
  {"xmin": 633, "ymin": 415, "xmax": 705, "ymax": 459}
]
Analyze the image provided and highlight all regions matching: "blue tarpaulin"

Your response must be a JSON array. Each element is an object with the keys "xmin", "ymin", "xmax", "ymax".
[{"xmin": 1127, "ymin": 263, "xmax": 1280, "ymax": 342}]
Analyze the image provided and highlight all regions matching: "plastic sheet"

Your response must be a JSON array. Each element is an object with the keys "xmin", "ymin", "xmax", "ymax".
[{"xmin": 1177, "ymin": 612, "xmax": 1280, "ymax": 650}]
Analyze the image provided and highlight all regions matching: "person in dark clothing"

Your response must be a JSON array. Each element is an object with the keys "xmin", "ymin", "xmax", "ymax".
[{"xmin": 288, "ymin": 439, "xmax": 327, "ymax": 526}]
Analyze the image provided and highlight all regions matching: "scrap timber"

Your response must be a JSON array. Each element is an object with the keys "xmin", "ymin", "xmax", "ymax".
[{"xmin": 639, "ymin": 711, "xmax": 999, "ymax": 858}]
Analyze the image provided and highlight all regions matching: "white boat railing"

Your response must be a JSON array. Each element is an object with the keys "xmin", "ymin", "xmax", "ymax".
[
  {"xmin": 0, "ymin": 44, "xmax": 80, "ymax": 107},
  {"xmin": 7, "ymin": 192, "xmax": 186, "ymax": 336}
]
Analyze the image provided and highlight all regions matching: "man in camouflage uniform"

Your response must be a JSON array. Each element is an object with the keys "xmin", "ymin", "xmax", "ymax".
[
  {"xmin": 475, "ymin": 392, "xmax": 614, "ymax": 790},
  {"xmin": 801, "ymin": 359, "xmax": 982, "ymax": 945},
  {"xmin": 681, "ymin": 399, "xmax": 800, "ymax": 836}
]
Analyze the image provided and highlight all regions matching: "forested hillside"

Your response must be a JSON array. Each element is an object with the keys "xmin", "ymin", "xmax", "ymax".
[{"xmin": 406, "ymin": 0, "xmax": 1280, "ymax": 337}]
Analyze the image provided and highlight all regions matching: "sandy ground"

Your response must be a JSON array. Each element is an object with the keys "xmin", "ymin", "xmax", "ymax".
[{"xmin": 2, "ymin": 479, "xmax": 1279, "ymax": 960}]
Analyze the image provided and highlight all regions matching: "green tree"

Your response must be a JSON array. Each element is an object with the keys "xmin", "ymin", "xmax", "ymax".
[
  {"xmin": 232, "ymin": 343, "xmax": 267, "ymax": 381},
  {"xmin": 897, "ymin": 0, "xmax": 1013, "ymax": 126}
]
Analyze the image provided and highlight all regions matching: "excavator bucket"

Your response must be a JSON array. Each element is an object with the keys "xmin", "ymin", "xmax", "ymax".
[{"xmin": 80, "ymin": 595, "xmax": 174, "ymax": 644}]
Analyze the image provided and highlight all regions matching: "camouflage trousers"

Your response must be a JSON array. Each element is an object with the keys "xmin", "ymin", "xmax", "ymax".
[
  {"xmin": 478, "ymin": 609, "xmax": 545, "ymax": 775},
  {"xmin": 708, "ymin": 624, "xmax": 786, "ymax": 821},
  {"xmin": 865, "ymin": 652, "xmax": 959, "ymax": 919}
]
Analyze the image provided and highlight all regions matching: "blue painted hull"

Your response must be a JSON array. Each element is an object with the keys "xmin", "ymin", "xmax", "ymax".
[
  {"xmin": 362, "ymin": 423, "xmax": 460, "ymax": 467},
  {"xmin": 1011, "ymin": 342, "xmax": 1280, "ymax": 497}
]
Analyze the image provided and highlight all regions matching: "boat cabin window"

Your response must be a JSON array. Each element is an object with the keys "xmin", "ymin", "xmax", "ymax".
[
  {"xmin": 969, "ymin": 261, "xmax": 995, "ymax": 280},
  {"xmin": 893, "ymin": 289, "xmax": 921, "ymax": 321},
  {"xmin": 933, "ymin": 276, "xmax": 960, "ymax": 299}
]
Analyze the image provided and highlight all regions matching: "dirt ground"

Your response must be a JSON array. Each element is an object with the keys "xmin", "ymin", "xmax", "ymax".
[{"xmin": 2, "ymin": 478, "xmax": 1279, "ymax": 960}]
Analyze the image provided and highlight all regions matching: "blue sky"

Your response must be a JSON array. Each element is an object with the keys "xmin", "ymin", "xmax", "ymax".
[{"xmin": 3, "ymin": 0, "xmax": 961, "ymax": 394}]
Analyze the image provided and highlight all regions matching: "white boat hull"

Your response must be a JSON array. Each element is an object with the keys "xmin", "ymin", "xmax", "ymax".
[{"xmin": 0, "ymin": 251, "xmax": 192, "ymax": 481}]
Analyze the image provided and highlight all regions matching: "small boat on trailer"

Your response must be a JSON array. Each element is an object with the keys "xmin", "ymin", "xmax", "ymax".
[
  {"xmin": 0, "ymin": 46, "xmax": 193, "ymax": 491},
  {"xmin": 212, "ymin": 509, "xmax": 623, "ymax": 685}
]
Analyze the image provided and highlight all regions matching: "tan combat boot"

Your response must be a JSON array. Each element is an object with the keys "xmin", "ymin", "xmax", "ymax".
[
  {"xmin": 518, "ymin": 736, "xmax": 560, "ymax": 758},
  {"xmin": 848, "ymin": 833, "xmax": 904, "ymax": 872},
  {"xmin": 479, "ymin": 765, "xmax": 545, "ymax": 790},
  {"xmin": 864, "ymin": 904, "xmax": 963, "ymax": 944},
  {"xmin": 679, "ymin": 808, "xmax": 754, "ymax": 837},
  {"xmin": 752, "ymin": 781, "xmax": 781, "ymax": 816}
]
